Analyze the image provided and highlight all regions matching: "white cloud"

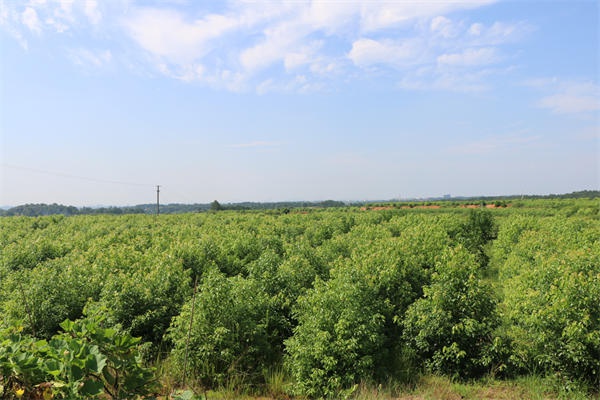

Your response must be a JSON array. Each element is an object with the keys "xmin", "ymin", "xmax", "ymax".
[
  {"xmin": 257, "ymin": 74, "xmax": 324, "ymax": 94},
  {"xmin": 468, "ymin": 22, "xmax": 483, "ymax": 36},
  {"xmin": 283, "ymin": 41, "xmax": 322, "ymax": 70},
  {"xmin": 522, "ymin": 77, "xmax": 558, "ymax": 88},
  {"xmin": 358, "ymin": 0, "xmax": 495, "ymax": 32},
  {"xmin": 346, "ymin": 15, "xmax": 526, "ymax": 91},
  {"xmin": 284, "ymin": 50, "xmax": 311, "ymax": 71},
  {"xmin": 0, "ymin": 1, "xmax": 28, "ymax": 48},
  {"xmin": 45, "ymin": 16, "xmax": 68, "ymax": 32},
  {"xmin": 309, "ymin": 60, "xmax": 338, "ymax": 76},
  {"xmin": 118, "ymin": 1, "xmax": 516, "ymax": 91},
  {"xmin": 0, "ymin": 0, "xmax": 8, "ymax": 25},
  {"xmin": 2, "ymin": 0, "xmax": 115, "ymax": 42},
  {"xmin": 430, "ymin": 16, "xmax": 457, "ymax": 38},
  {"xmin": 123, "ymin": 8, "xmax": 240, "ymax": 65},
  {"xmin": 237, "ymin": 2, "xmax": 355, "ymax": 74},
  {"xmin": 304, "ymin": 1, "xmax": 359, "ymax": 33},
  {"xmin": 432, "ymin": 73, "xmax": 488, "ymax": 92},
  {"xmin": 48, "ymin": 0, "xmax": 76, "ymax": 26},
  {"xmin": 399, "ymin": 64, "xmax": 514, "ymax": 93},
  {"xmin": 22, "ymin": 7, "xmax": 41, "ymax": 33},
  {"xmin": 240, "ymin": 31, "xmax": 297, "ymax": 71},
  {"xmin": 84, "ymin": 0, "xmax": 101, "ymax": 25},
  {"xmin": 348, "ymin": 38, "xmax": 421, "ymax": 67},
  {"xmin": 68, "ymin": 48, "xmax": 112, "ymax": 68},
  {"xmin": 533, "ymin": 80, "xmax": 600, "ymax": 114},
  {"xmin": 1, "ymin": 0, "xmax": 534, "ymax": 93},
  {"xmin": 437, "ymin": 47, "xmax": 500, "ymax": 66},
  {"xmin": 539, "ymin": 93, "xmax": 599, "ymax": 114},
  {"xmin": 472, "ymin": 21, "xmax": 534, "ymax": 45},
  {"xmin": 487, "ymin": 21, "xmax": 525, "ymax": 42}
]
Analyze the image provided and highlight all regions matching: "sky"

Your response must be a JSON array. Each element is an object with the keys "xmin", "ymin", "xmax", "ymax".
[{"xmin": 0, "ymin": 0, "xmax": 598, "ymax": 206}]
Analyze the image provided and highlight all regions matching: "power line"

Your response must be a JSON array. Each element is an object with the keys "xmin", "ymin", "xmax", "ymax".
[
  {"xmin": 1, "ymin": 162, "xmax": 154, "ymax": 187},
  {"xmin": 1, "ymin": 163, "xmax": 200, "ymax": 206}
]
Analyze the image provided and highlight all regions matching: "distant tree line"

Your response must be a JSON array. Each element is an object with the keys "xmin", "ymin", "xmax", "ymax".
[
  {"xmin": 407, "ymin": 190, "xmax": 599, "ymax": 203},
  {"xmin": 0, "ymin": 200, "xmax": 347, "ymax": 217},
  {"xmin": 1, "ymin": 191, "xmax": 595, "ymax": 217},
  {"xmin": 0, "ymin": 203, "xmax": 147, "ymax": 217},
  {"xmin": 522, "ymin": 189, "xmax": 599, "ymax": 199}
]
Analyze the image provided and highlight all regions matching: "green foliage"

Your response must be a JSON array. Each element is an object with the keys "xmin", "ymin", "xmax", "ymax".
[
  {"xmin": 285, "ymin": 273, "xmax": 386, "ymax": 398},
  {"xmin": 60, "ymin": 311, "xmax": 156, "ymax": 399},
  {"xmin": 453, "ymin": 209, "xmax": 497, "ymax": 267},
  {"xmin": 403, "ymin": 246, "xmax": 500, "ymax": 379},
  {"xmin": 96, "ymin": 257, "xmax": 190, "ymax": 347},
  {"xmin": 2, "ymin": 239, "xmax": 69, "ymax": 272},
  {"xmin": 0, "ymin": 200, "xmax": 597, "ymax": 397},
  {"xmin": 168, "ymin": 268, "xmax": 276, "ymax": 387},
  {"xmin": 1, "ymin": 260, "xmax": 100, "ymax": 338},
  {"xmin": 210, "ymin": 200, "xmax": 223, "ymax": 211},
  {"xmin": 284, "ymin": 224, "xmax": 444, "ymax": 398},
  {"xmin": 0, "ymin": 313, "xmax": 155, "ymax": 399},
  {"xmin": 499, "ymin": 217, "xmax": 600, "ymax": 388}
]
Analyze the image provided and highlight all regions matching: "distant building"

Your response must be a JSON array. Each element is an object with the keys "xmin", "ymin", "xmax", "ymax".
[{"xmin": 443, "ymin": 194, "xmax": 451, "ymax": 200}]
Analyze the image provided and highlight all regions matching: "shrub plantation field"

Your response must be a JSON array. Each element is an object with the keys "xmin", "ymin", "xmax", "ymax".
[{"xmin": 1, "ymin": 198, "xmax": 598, "ymax": 399}]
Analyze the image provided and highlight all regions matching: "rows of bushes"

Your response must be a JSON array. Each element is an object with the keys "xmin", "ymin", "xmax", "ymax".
[{"xmin": 1, "ymin": 202, "xmax": 598, "ymax": 398}]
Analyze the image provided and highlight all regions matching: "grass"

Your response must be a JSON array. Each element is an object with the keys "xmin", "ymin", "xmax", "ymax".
[
  {"xmin": 155, "ymin": 374, "xmax": 599, "ymax": 400},
  {"xmin": 351, "ymin": 375, "xmax": 599, "ymax": 400}
]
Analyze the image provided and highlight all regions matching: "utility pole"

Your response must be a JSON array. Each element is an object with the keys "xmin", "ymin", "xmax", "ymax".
[{"xmin": 156, "ymin": 185, "xmax": 161, "ymax": 215}]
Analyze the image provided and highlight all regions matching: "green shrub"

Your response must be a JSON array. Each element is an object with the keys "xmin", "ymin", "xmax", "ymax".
[
  {"xmin": 453, "ymin": 209, "xmax": 497, "ymax": 267},
  {"xmin": 285, "ymin": 230, "xmax": 437, "ymax": 397},
  {"xmin": 168, "ymin": 268, "xmax": 276, "ymax": 388},
  {"xmin": 1, "ymin": 260, "xmax": 99, "ymax": 338},
  {"xmin": 96, "ymin": 257, "xmax": 190, "ymax": 347},
  {"xmin": 403, "ymin": 246, "xmax": 500, "ymax": 379},
  {"xmin": 501, "ymin": 218, "xmax": 600, "ymax": 387},
  {"xmin": 285, "ymin": 274, "xmax": 386, "ymax": 398}
]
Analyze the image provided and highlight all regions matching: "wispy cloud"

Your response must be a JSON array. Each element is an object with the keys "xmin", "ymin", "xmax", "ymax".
[
  {"xmin": 84, "ymin": 0, "xmax": 101, "ymax": 25},
  {"xmin": 1, "ymin": 0, "xmax": 106, "ymax": 45},
  {"xmin": 539, "ymin": 93, "xmax": 599, "ymax": 114},
  {"xmin": 437, "ymin": 47, "xmax": 500, "ymax": 67},
  {"xmin": 123, "ymin": 8, "xmax": 240, "ymax": 66},
  {"xmin": 21, "ymin": 7, "xmax": 41, "ymax": 34},
  {"xmin": 0, "ymin": 0, "xmax": 28, "ymax": 48},
  {"xmin": 538, "ymin": 83, "xmax": 600, "ymax": 114},
  {"xmin": 526, "ymin": 78, "xmax": 600, "ymax": 114},
  {"xmin": 68, "ymin": 48, "xmax": 112, "ymax": 68},
  {"xmin": 1, "ymin": 0, "xmax": 535, "ymax": 93},
  {"xmin": 468, "ymin": 21, "xmax": 534, "ymax": 44},
  {"xmin": 398, "ymin": 64, "xmax": 514, "ymax": 93},
  {"xmin": 348, "ymin": 38, "xmax": 424, "ymax": 68},
  {"xmin": 350, "ymin": 16, "xmax": 529, "ymax": 92}
]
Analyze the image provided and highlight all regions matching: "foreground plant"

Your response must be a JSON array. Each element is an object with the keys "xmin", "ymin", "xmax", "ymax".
[{"xmin": 0, "ymin": 312, "xmax": 156, "ymax": 399}]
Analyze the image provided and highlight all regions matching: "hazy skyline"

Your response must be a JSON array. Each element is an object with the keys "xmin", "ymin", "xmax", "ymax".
[{"xmin": 1, "ymin": 0, "xmax": 598, "ymax": 206}]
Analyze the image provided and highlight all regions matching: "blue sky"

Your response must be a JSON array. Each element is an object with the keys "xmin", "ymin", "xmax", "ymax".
[{"xmin": 1, "ymin": 0, "xmax": 598, "ymax": 206}]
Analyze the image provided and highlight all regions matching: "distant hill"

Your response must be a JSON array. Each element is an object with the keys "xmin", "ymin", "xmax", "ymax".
[{"xmin": 0, "ymin": 191, "xmax": 597, "ymax": 217}]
